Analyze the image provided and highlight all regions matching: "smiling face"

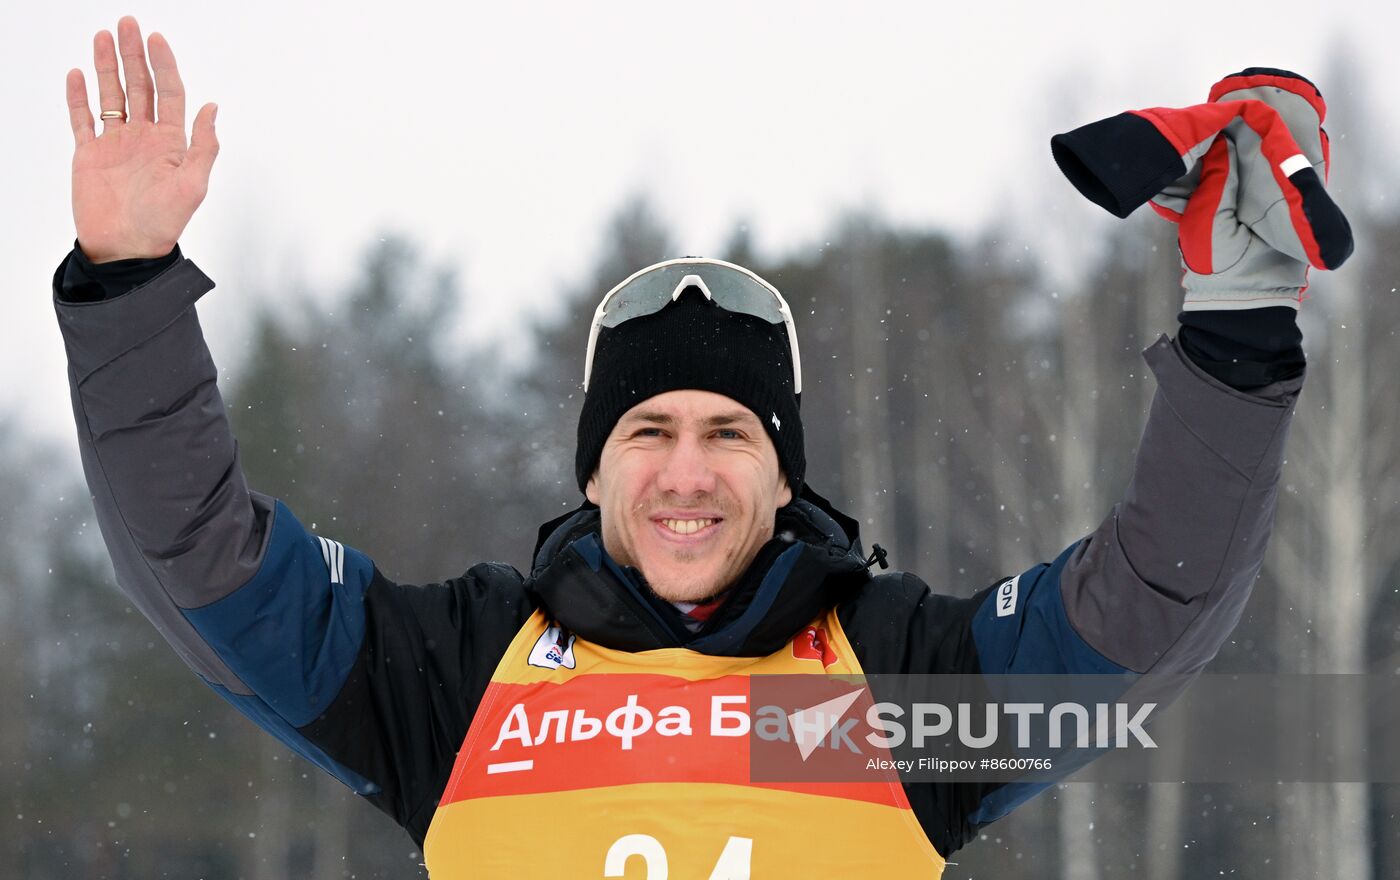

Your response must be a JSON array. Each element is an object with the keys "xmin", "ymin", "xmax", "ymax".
[{"xmin": 585, "ymin": 389, "xmax": 793, "ymax": 603}]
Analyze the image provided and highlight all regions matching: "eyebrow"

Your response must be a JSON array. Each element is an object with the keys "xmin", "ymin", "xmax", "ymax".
[{"xmin": 620, "ymin": 410, "xmax": 759, "ymax": 429}]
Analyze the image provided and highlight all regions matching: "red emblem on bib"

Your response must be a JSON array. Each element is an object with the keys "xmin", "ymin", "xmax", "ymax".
[{"xmin": 792, "ymin": 626, "xmax": 838, "ymax": 668}]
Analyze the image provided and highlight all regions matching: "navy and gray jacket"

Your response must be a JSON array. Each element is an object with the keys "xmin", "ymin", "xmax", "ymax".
[{"xmin": 53, "ymin": 244, "xmax": 1304, "ymax": 857}]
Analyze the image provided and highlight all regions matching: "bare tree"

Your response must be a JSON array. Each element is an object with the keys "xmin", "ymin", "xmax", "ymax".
[{"xmin": 1262, "ymin": 50, "xmax": 1395, "ymax": 880}]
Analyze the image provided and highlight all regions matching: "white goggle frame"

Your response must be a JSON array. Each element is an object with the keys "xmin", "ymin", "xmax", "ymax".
[{"xmin": 582, "ymin": 257, "xmax": 803, "ymax": 395}]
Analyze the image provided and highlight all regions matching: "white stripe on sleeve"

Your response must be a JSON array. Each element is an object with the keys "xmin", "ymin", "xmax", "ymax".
[{"xmin": 315, "ymin": 535, "xmax": 345, "ymax": 584}]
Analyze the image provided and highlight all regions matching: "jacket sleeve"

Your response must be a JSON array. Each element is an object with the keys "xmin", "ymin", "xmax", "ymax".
[
  {"xmin": 841, "ymin": 332, "xmax": 1303, "ymax": 854},
  {"xmin": 982, "ymin": 333, "xmax": 1304, "ymax": 678},
  {"xmin": 52, "ymin": 249, "xmax": 530, "ymax": 844}
]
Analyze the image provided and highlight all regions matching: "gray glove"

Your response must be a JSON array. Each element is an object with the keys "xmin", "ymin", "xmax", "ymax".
[
  {"xmin": 1052, "ymin": 67, "xmax": 1353, "ymax": 311},
  {"xmin": 1151, "ymin": 68, "xmax": 1352, "ymax": 310}
]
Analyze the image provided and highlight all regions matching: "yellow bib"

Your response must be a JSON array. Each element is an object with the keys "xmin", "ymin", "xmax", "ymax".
[{"xmin": 424, "ymin": 608, "xmax": 945, "ymax": 878}]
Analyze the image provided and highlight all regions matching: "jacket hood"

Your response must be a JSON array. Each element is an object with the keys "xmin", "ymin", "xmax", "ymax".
[{"xmin": 524, "ymin": 485, "xmax": 872, "ymax": 657}]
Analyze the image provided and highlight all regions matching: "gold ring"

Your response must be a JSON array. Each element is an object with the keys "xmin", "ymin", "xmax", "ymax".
[{"xmin": 100, "ymin": 109, "xmax": 127, "ymax": 121}]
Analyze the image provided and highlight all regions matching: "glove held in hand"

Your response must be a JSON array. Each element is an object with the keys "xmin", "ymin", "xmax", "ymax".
[{"xmin": 1052, "ymin": 68, "xmax": 1353, "ymax": 311}]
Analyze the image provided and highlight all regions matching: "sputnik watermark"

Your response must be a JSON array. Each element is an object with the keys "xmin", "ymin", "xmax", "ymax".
[
  {"xmin": 750, "ymin": 673, "xmax": 1400, "ymax": 784},
  {"xmin": 782, "ymin": 694, "xmax": 1156, "ymax": 761}
]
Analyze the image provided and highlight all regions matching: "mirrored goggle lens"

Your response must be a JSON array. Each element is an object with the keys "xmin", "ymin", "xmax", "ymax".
[{"xmin": 599, "ymin": 263, "xmax": 787, "ymax": 328}]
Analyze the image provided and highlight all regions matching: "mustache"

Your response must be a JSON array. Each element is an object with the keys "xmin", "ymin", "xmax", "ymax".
[{"xmin": 631, "ymin": 496, "xmax": 732, "ymax": 517}]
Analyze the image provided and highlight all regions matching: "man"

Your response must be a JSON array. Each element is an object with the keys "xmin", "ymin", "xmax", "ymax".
[{"xmin": 57, "ymin": 16, "xmax": 1349, "ymax": 877}]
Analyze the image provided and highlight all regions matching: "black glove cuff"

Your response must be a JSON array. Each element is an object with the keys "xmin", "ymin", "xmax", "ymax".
[
  {"xmin": 1051, "ymin": 112, "xmax": 1186, "ymax": 218},
  {"xmin": 1177, "ymin": 307, "xmax": 1305, "ymax": 390}
]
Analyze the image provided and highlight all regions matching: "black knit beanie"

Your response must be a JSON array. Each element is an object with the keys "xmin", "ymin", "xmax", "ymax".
[{"xmin": 576, "ymin": 287, "xmax": 805, "ymax": 496}]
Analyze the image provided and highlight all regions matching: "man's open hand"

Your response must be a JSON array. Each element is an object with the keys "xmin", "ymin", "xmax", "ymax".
[{"xmin": 66, "ymin": 15, "xmax": 218, "ymax": 263}]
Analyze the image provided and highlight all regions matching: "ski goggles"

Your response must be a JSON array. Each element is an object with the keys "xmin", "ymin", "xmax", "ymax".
[{"xmin": 583, "ymin": 257, "xmax": 803, "ymax": 393}]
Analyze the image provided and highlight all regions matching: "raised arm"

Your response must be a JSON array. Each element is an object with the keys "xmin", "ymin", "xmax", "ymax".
[
  {"xmin": 56, "ymin": 17, "xmax": 530, "ymax": 844},
  {"xmin": 839, "ymin": 68, "xmax": 1351, "ymax": 857},
  {"xmin": 1041, "ymin": 67, "xmax": 1349, "ymax": 677}
]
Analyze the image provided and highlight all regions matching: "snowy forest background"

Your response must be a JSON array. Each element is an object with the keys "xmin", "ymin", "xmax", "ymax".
[{"xmin": 5, "ymin": 61, "xmax": 1400, "ymax": 880}]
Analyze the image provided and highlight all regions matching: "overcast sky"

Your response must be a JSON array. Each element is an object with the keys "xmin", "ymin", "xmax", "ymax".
[{"xmin": 6, "ymin": 0, "xmax": 1396, "ymax": 456}]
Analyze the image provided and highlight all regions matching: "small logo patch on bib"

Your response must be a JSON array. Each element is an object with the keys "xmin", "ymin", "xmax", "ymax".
[
  {"xmin": 528, "ymin": 623, "xmax": 578, "ymax": 670},
  {"xmin": 792, "ymin": 625, "xmax": 839, "ymax": 668}
]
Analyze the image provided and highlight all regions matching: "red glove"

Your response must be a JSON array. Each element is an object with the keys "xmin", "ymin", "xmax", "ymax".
[{"xmin": 1052, "ymin": 68, "xmax": 1352, "ymax": 310}]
